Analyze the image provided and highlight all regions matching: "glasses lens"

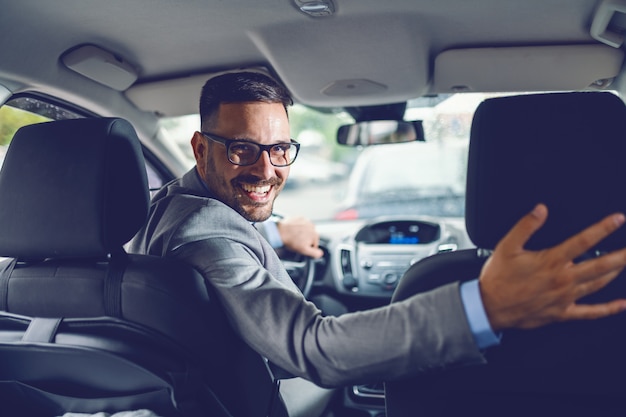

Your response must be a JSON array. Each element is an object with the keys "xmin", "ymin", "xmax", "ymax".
[
  {"xmin": 228, "ymin": 141, "xmax": 261, "ymax": 165},
  {"xmin": 269, "ymin": 143, "xmax": 298, "ymax": 166},
  {"xmin": 226, "ymin": 140, "xmax": 299, "ymax": 166}
]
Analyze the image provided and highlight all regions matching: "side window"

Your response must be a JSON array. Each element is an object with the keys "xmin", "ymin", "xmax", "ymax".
[
  {"xmin": 0, "ymin": 95, "xmax": 169, "ymax": 192},
  {"xmin": 0, "ymin": 96, "xmax": 83, "ymax": 169}
]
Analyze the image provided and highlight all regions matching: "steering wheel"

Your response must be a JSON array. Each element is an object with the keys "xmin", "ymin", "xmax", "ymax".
[
  {"xmin": 276, "ymin": 247, "xmax": 317, "ymax": 298},
  {"xmin": 267, "ymin": 213, "xmax": 320, "ymax": 298}
]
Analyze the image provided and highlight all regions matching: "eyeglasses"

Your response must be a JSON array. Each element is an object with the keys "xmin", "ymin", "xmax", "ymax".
[{"xmin": 201, "ymin": 132, "xmax": 300, "ymax": 167}]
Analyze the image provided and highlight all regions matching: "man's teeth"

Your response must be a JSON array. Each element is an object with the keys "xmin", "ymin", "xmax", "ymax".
[{"xmin": 242, "ymin": 184, "xmax": 270, "ymax": 194}]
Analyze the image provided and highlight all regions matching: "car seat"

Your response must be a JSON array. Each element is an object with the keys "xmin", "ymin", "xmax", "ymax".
[
  {"xmin": 0, "ymin": 118, "xmax": 288, "ymax": 417},
  {"xmin": 384, "ymin": 91, "xmax": 626, "ymax": 417}
]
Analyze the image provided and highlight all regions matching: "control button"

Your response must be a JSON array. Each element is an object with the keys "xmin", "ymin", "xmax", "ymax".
[
  {"xmin": 367, "ymin": 273, "xmax": 381, "ymax": 282},
  {"xmin": 383, "ymin": 272, "xmax": 398, "ymax": 286}
]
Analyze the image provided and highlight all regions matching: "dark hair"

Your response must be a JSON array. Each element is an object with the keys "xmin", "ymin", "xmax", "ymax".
[{"xmin": 199, "ymin": 71, "xmax": 293, "ymax": 126}]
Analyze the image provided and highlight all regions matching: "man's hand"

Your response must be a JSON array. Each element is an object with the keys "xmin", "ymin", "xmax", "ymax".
[
  {"xmin": 277, "ymin": 216, "xmax": 324, "ymax": 259},
  {"xmin": 479, "ymin": 203, "xmax": 626, "ymax": 331}
]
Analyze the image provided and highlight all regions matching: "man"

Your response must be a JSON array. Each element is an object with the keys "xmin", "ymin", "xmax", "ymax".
[{"xmin": 129, "ymin": 71, "xmax": 626, "ymax": 388}]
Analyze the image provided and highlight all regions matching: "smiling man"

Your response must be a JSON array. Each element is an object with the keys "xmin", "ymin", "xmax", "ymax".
[{"xmin": 129, "ymin": 71, "xmax": 626, "ymax": 405}]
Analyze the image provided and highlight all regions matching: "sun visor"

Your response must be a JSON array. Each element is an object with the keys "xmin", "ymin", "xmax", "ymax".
[
  {"xmin": 433, "ymin": 45, "xmax": 624, "ymax": 93},
  {"xmin": 125, "ymin": 67, "xmax": 275, "ymax": 117},
  {"xmin": 126, "ymin": 74, "xmax": 207, "ymax": 117}
]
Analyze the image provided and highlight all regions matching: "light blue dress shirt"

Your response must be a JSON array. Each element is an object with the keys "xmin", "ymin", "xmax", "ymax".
[{"xmin": 460, "ymin": 279, "xmax": 501, "ymax": 349}]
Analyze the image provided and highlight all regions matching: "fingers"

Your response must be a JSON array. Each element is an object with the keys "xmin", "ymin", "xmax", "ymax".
[
  {"xmin": 561, "ymin": 299, "xmax": 626, "ymax": 322},
  {"xmin": 497, "ymin": 204, "xmax": 625, "ymax": 264},
  {"xmin": 571, "ymin": 268, "xmax": 622, "ymax": 299},
  {"xmin": 278, "ymin": 216, "xmax": 323, "ymax": 258},
  {"xmin": 292, "ymin": 234, "xmax": 323, "ymax": 258},
  {"xmin": 311, "ymin": 232, "xmax": 320, "ymax": 251},
  {"xmin": 539, "ymin": 268, "xmax": 626, "ymax": 326},
  {"xmin": 302, "ymin": 245, "xmax": 324, "ymax": 259},
  {"xmin": 557, "ymin": 212, "xmax": 626, "ymax": 262},
  {"xmin": 495, "ymin": 203, "xmax": 548, "ymax": 254},
  {"xmin": 283, "ymin": 241, "xmax": 323, "ymax": 258},
  {"xmin": 571, "ymin": 247, "xmax": 626, "ymax": 286}
]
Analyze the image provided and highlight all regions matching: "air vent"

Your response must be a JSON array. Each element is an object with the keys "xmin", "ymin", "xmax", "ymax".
[
  {"xmin": 339, "ymin": 248, "xmax": 358, "ymax": 291},
  {"xmin": 340, "ymin": 248, "xmax": 353, "ymax": 275}
]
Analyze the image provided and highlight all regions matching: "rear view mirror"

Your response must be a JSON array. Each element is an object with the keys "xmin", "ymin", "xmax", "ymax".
[{"xmin": 337, "ymin": 120, "xmax": 424, "ymax": 146}]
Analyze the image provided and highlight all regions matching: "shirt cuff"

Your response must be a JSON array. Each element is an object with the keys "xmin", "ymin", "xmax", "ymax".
[
  {"xmin": 460, "ymin": 279, "xmax": 501, "ymax": 349},
  {"xmin": 263, "ymin": 219, "xmax": 284, "ymax": 249}
]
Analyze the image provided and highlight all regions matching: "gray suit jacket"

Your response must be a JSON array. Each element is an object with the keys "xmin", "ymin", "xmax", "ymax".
[{"xmin": 129, "ymin": 168, "xmax": 486, "ymax": 388}]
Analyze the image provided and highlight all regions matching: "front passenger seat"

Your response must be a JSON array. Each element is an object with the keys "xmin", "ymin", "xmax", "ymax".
[
  {"xmin": 0, "ymin": 118, "xmax": 287, "ymax": 417},
  {"xmin": 384, "ymin": 91, "xmax": 626, "ymax": 417}
]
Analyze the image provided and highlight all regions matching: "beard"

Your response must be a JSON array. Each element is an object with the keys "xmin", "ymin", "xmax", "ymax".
[
  {"xmin": 232, "ymin": 196, "xmax": 274, "ymax": 222},
  {"xmin": 201, "ymin": 159, "xmax": 283, "ymax": 223}
]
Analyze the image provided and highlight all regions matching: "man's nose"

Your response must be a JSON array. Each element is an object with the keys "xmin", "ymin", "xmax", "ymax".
[{"xmin": 250, "ymin": 149, "xmax": 275, "ymax": 178}]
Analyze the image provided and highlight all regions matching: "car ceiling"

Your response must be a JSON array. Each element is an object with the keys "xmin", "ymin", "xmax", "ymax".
[{"xmin": 0, "ymin": 0, "xmax": 624, "ymax": 122}]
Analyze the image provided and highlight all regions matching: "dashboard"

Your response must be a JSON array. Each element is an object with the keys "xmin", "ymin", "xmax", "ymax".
[{"xmin": 313, "ymin": 216, "xmax": 472, "ymax": 301}]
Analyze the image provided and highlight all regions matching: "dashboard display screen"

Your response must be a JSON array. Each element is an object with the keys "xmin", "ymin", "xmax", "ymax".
[
  {"xmin": 355, "ymin": 220, "xmax": 440, "ymax": 244},
  {"xmin": 389, "ymin": 225, "xmax": 420, "ymax": 244}
]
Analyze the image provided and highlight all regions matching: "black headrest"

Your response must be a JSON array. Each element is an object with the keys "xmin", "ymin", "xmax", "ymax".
[
  {"xmin": 0, "ymin": 118, "xmax": 149, "ymax": 259},
  {"xmin": 466, "ymin": 91, "xmax": 626, "ymax": 252}
]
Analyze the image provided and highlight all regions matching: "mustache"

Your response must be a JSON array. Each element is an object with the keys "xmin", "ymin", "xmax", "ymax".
[{"xmin": 232, "ymin": 174, "xmax": 283, "ymax": 187}]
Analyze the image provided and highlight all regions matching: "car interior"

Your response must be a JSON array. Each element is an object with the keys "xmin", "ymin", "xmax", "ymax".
[{"xmin": 2, "ymin": 1, "xmax": 626, "ymax": 416}]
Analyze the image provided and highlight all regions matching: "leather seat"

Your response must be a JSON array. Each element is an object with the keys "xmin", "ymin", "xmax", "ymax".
[
  {"xmin": 0, "ymin": 118, "xmax": 287, "ymax": 417},
  {"xmin": 384, "ymin": 92, "xmax": 626, "ymax": 417}
]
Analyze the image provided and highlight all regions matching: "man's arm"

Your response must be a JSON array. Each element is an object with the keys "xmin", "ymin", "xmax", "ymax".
[
  {"xmin": 164, "ymin": 200, "xmax": 626, "ymax": 387},
  {"xmin": 263, "ymin": 205, "xmax": 626, "ymax": 348}
]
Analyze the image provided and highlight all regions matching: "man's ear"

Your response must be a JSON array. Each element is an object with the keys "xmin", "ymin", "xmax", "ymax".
[{"xmin": 191, "ymin": 131, "xmax": 207, "ymax": 163}]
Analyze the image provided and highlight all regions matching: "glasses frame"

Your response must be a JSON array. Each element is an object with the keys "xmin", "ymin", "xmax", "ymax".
[{"xmin": 201, "ymin": 131, "xmax": 300, "ymax": 167}]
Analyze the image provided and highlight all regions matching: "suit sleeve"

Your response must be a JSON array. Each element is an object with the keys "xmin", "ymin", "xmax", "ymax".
[{"xmin": 172, "ymin": 237, "xmax": 487, "ymax": 388}]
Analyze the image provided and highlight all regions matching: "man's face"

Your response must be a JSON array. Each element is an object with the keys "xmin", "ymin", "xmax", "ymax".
[{"xmin": 192, "ymin": 101, "xmax": 291, "ymax": 222}]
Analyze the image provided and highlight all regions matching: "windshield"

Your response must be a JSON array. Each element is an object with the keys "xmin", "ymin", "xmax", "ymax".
[
  {"xmin": 159, "ymin": 93, "xmax": 497, "ymax": 223},
  {"xmin": 358, "ymin": 143, "xmax": 466, "ymax": 197}
]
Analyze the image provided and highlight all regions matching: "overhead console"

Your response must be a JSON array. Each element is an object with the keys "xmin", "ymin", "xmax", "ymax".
[{"xmin": 333, "ymin": 218, "xmax": 458, "ymax": 298}]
